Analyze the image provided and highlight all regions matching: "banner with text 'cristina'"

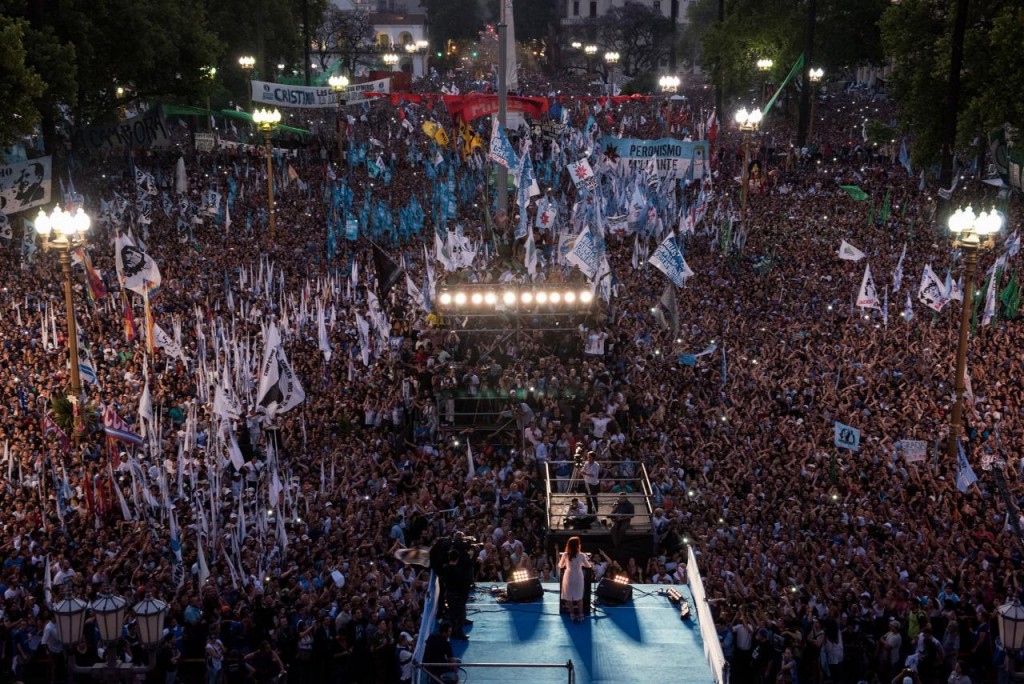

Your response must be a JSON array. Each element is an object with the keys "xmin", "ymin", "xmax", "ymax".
[
  {"xmin": 252, "ymin": 78, "xmax": 391, "ymax": 109},
  {"xmin": 599, "ymin": 137, "xmax": 709, "ymax": 181}
]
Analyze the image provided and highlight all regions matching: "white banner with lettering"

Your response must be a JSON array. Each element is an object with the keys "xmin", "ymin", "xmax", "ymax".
[
  {"xmin": 340, "ymin": 77, "xmax": 392, "ymax": 106},
  {"xmin": 251, "ymin": 80, "xmax": 338, "ymax": 109}
]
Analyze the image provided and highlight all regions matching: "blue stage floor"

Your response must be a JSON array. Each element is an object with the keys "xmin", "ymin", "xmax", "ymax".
[{"xmin": 450, "ymin": 583, "xmax": 715, "ymax": 684}]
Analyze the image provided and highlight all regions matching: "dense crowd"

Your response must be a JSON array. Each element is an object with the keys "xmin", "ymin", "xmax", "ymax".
[{"xmin": 0, "ymin": 67, "xmax": 1022, "ymax": 684}]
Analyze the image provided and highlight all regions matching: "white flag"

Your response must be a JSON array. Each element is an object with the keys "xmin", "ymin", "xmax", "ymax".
[
  {"xmin": 524, "ymin": 225, "xmax": 537, "ymax": 278},
  {"xmin": 115, "ymin": 234, "xmax": 161, "ymax": 295},
  {"xmin": 466, "ymin": 439, "xmax": 475, "ymax": 482},
  {"xmin": 902, "ymin": 291, "xmax": 914, "ymax": 322},
  {"xmin": 153, "ymin": 323, "xmax": 187, "ymax": 363},
  {"xmin": 856, "ymin": 263, "xmax": 880, "ymax": 309},
  {"xmin": 317, "ymin": 300, "xmax": 332, "ymax": 363},
  {"xmin": 981, "ymin": 269, "xmax": 997, "ymax": 327},
  {"xmin": 838, "ymin": 240, "xmax": 865, "ymax": 261},
  {"xmin": 892, "ymin": 243, "xmax": 906, "ymax": 291},
  {"xmin": 917, "ymin": 265, "xmax": 951, "ymax": 312}
]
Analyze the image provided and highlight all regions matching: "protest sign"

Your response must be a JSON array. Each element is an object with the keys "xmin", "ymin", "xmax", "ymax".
[
  {"xmin": 0, "ymin": 156, "xmax": 52, "ymax": 215},
  {"xmin": 599, "ymin": 137, "xmax": 709, "ymax": 181}
]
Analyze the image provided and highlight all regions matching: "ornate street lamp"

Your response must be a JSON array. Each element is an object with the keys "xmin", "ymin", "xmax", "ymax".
[
  {"xmin": 34, "ymin": 206, "xmax": 91, "ymax": 401},
  {"xmin": 734, "ymin": 107, "xmax": 763, "ymax": 218},
  {"xmin": 604, "ymin": 51, "xmax": 619, "ymax": 95},
  {"xmin": 807, "ymin": 67, "xmax": 824, "ymax": 139},
  {"xmin": 54, "ymin": 586, "xmax": 168, "ymax": 680},
  {"xmin": 238, "ymin": 55, "xmax": 256, "ymax": 71},
  {"xmin": 947, "ymin": 206, "xmax": 1003, "ymax": 458},
  {"xmin": 756, "ymin": 58, "xmax": 774, "ymax": 103},
  {"xmin": 383, "ymin": 52, "xmax": 399, "ymax": 70},
  {"xmin": 659, "ymin": 75, "xmax": 681, "ymax": 93},
  {"xmin": 328, "ymin": 75, "xmax": 350, "ymax": 164},
  {"xmin": 997, "ymin": 599, "xmax": 1024, "ymax": 652},
  {"xmin": 252, "ymin": 108, "xmax": 282, "ymax": 240},
  {"xmin": 583, "ymin": 44, "xmax": 597, "ymax": 56}
]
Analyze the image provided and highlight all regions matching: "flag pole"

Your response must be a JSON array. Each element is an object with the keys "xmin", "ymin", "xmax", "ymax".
[{"xmin": 496, "ymin": 0, "xmax": 509, "ymax": 228}]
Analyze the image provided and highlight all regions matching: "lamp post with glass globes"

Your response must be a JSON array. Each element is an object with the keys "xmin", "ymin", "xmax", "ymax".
[
  {"xmin": 604, "ymin": 51, "xmax": 619, "ymax": 96},
  {"xmin": 201, "ymin": 66, "xmax": 217, "ymax": 130},
  {"xmin": 239, "ymin": 55, "xmax": 256, "ymax": 109},
  {"xmin": 253, "ymin": 108, "xmax": 282, "ymax": 240},
  {"xmin": 659, "ymin": 75, "xmax": 680, "ymax": 94},
  {"xmin": 734, "ymin": 107, "xmax": 763, "ymax": 218},
  {"xmin": 584, "ymin": 44, "xmax": 597, "ymax": 76},
  {"xmin": 328, "ymin": 74, "xmax": 349, "ymax": 164},
  {"xmin": 34, "ymin": 206, "xmax": 91, "ymax": 405},
  {"xmin": 946, "ymin": 206, "xmax": 1003, "ymax": 459},
  {"xmin": 53, "ymin": 585, "xmax": 168, "ymax": 682},
  {"xmin": 807, "ymin": 67, "xmax": 824, "ymax": 141},
  {"xmin": 756, "ymin": 57, "xmax": 774, "ymax": 103},
  {"xmin": 383, "ymin": 52, "xmax": 399, "ymax": 72}
]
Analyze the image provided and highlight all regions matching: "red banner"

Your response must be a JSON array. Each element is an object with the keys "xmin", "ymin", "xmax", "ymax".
[{"xmin": 442, "ymin": 94, "xmax": 549, "ymax": 122}]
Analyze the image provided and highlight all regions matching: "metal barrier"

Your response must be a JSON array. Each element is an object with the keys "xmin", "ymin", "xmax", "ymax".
[
  {"xmin": 687, "ymin": 546, "xmax": 729, "ymax": 684},
  {"xmin": 417, "ymin": 660, "xmax": 576, "ymax": 684}
]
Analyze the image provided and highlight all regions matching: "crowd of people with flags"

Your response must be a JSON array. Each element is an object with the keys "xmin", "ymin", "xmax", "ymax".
[{"xmin": 0, "ymin": 67, "xmax": 1022, "ymax": 684}]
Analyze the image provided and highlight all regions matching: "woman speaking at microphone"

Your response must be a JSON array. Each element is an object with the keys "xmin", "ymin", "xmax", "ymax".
[{"xmin": 558, "ymin": 536, "xmax": 592, "ymax": 623}]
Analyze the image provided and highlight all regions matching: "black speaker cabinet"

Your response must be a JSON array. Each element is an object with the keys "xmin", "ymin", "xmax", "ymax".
[
  {"xmin": 595, "ymin": 577, "xmax": 633, "ymax": 604},
  {"xmin": 506, "ymin": 577, "xmax": 544, "ymax": 602}
]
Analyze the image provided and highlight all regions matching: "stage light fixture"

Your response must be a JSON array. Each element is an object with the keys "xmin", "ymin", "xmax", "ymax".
[
  {"xmin": 550, "ymin": 292, "xmax": 562, "ymax": 303},
  {"xmin": 521, "ymin": 292, "xmax": 534, "ymax": 304},
  {"xmin": 579, "ymin": 291, "xmax": 594, "ymax": 303},
  {"xmin": 506, "ymin": 571, "xmax": 543, "ymax": 602},
  {"xmin": 471, "ymin": 292, "xmax": 484, "ymax": 305},
  {"xmin": 564, "ymin": 291, "xmax": 577, "ymax": 303},
  {"xmin": 502, "ymin": 291, "xmax": 516, "ymax": 305},
  {"xmin": 484, "ymin": 292, "xmax": 497, "ymax": 305},
  {"xmin": 595, "ymin": 575, "xmax": 633, "ymax": 604},
  {"xmin": 536, "ymin": 291, "xmax": 549, "ymax": 304},
  {"xmin": 454, "ymin": 292, "xmax": 467, "ymax": 306},
  {"xmin": 439, "ymin": 292, "xmax": 452, "ymax": 305}
]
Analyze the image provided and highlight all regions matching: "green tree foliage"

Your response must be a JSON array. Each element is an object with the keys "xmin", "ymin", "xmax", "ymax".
[
  {"xmin": 0, "ymin": 15, "xmax": 45, "ymax": 147},
  {"xmin": 312, "ymin": 7, "xmax": 374, "ymax": 74},
  {"xmin": 423, "ymin": 0, "xmax": 484, "ymax": 52},
  {"xmin": 597, "ymin": 3, "xmax": 674, "ymax": 78},
  {"xmin": 700, "ymin": 0, "xmax": 887, "ymax": 104},
  {"xmin": 881, "ymin": 1, "xmax": 1024, "ymax": 168}
]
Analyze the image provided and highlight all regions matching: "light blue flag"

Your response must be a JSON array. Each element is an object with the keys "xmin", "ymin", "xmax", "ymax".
[
  {"xmin": 956, "ymin": 440, "xmax": 978, "ymax": 493},
  {"xmin": 834, "ymin": 422, "xmax": 861, "ymax": 451},
  {"xmin": 488, "ymin": 119, "xmax": 517, "ymax": 170}
]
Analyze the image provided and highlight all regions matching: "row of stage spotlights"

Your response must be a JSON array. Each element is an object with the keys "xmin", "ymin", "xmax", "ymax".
[{"xmin": 437, "ymin": 289, "xmax": 594, "ymax": 308}]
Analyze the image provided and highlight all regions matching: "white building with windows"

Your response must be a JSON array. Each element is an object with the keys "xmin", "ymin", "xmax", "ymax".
[
  {"xmin": 329, "ymin": 0, "xmax": 430, "ymax": 77},
  {"xmin": 562, "ymin": 0, "xmax": 694, "ymax": 24}
]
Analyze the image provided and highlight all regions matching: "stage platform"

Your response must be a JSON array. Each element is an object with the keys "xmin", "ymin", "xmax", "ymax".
[{"xmin": 445, "ymin": 582, "xmax": 715, "ymax": 684}]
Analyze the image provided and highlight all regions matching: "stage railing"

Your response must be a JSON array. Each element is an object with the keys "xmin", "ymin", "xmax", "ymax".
[
  {"xmin": 417, "ymin": 660, "xmax": 576, "ymax": 684},
  {"xmin": 687, "ymin": 546, "xmax": 728, "ymax": 684}
]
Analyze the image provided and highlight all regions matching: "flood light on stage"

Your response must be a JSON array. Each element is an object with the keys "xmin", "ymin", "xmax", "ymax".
[
  {"xmin": 506, "ymin": 570, "xmax": 543, "ymax": 602},
  {"xmin": 595, "ymin": 574, "xmax": 633, "ymax": 604},
  {"xmin": 436, "ymin": 286, "xmax": 595, "ymax": 312}
]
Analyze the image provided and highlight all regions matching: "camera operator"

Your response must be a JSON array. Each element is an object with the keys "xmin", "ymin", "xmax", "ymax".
[{"xmin": 580, "ymin": 450, "xmax": 600, "ymax": 514}]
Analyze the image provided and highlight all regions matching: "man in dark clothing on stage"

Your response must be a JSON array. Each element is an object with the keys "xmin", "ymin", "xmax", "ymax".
[
  {"xmin": 440, "ymin": 550, "xmax": 471, "ymax": 640},
  {"xmin": 609, "ymin": 492, "xmax": 634, "ymax": 547},
  {"xmin": 423, "ymin": 621, "xmax": 460, "ymax": 683}
]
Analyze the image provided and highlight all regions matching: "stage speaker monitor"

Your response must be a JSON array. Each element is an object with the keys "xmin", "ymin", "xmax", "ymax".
[{"xmin": 595, "ymin": 575, "xmax": 633, "ymax": 604}]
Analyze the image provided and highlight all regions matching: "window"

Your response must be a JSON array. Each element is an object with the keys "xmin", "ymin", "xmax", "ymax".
[
  {"xmin": 654, "ymin": 0, "xmax": 661, "ymax": 12},
  {"xmin": 589, "ymin": 1, "xmax": 597, "ymax": 17},
  {"xmin": 573, "ymin": 0, "xmax": 579, "ymax": 15}
]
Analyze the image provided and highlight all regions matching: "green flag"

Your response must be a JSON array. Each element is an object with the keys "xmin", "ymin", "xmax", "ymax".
[
  {"xmin": 763, "ymin": 53, "xmax": 804, "ymax": 116},
  {"xmin": 1001, "ymin": 269, "xmax": 1020, "ymax": 319},
  {"xmin": 840, "ymin": 185, "xmax": 869, "ymax": 201},
  {"xmin": 880, "ymin": 189, "xmax": 892, "ymax": 222}
]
